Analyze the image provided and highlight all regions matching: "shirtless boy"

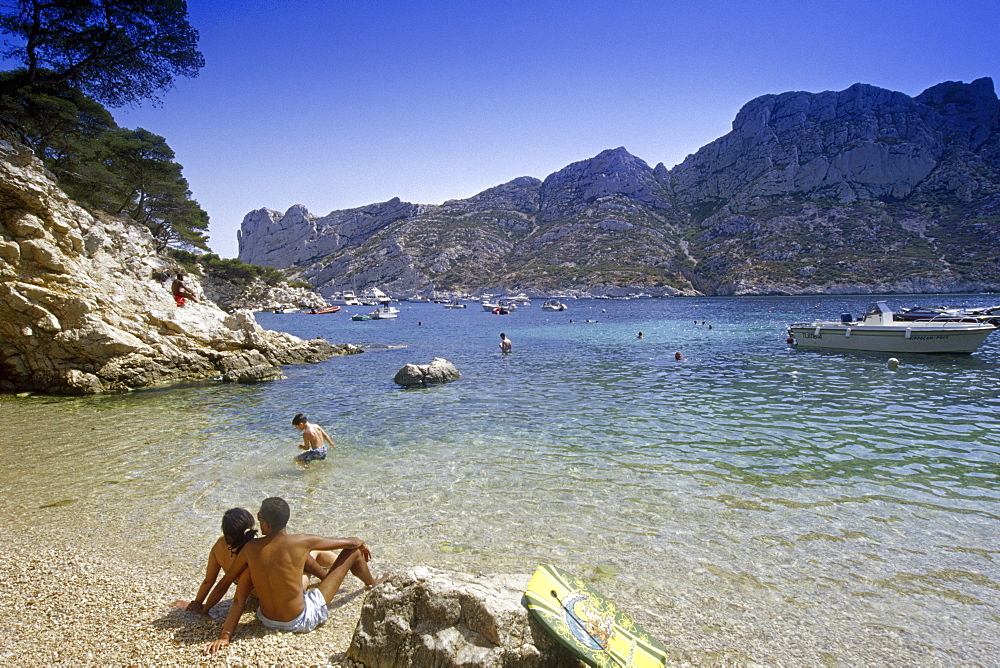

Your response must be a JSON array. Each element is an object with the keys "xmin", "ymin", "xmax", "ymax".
[
  {"xmin": 292, "ymin": 413, "xmax": 334, "ymax": 465},
  {"xmin": 201, "ymin": 497, "xmax": 385, "ymax": 654},
  {"xmin": 170, "ymin": 273, "xmax": 198, "ymax": 307}
]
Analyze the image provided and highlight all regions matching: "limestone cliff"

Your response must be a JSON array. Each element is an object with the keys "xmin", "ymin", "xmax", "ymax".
[
  {"xmin": 0, "ymin": 140, "xmax": 352, "ymax": 395},
  {"xmin": 238, "ymin": 78, "xmax": 1000, "ymax": 296}
]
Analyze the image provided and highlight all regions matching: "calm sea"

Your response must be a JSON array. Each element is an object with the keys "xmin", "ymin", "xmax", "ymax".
[{"xmin": 2, "ymin": 295, "xmax": 999, "ymax": 663}]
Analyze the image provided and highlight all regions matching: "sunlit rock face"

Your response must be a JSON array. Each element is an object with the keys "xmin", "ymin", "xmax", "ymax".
[
  {"xmin": 0, "ymin": 140, "xmax": 346, "ymax": 395},
  {"xmin": 236, "ymin": 79, "xmax": 1000, "ymax": 297},
  {"xmin": 670, "ymin": 78, "xmax": 1000, "ymax": 205}
]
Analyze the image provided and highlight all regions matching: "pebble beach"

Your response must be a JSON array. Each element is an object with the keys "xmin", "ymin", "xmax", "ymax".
[{"xmin": 0, "ymin": 519, "xmax": 370, "ymax": 667}]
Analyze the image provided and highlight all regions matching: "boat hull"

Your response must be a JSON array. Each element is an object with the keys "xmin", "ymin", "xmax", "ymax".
[{"xmin": 788, "ymin": 323, "xmax": 995, "ymax": 354}]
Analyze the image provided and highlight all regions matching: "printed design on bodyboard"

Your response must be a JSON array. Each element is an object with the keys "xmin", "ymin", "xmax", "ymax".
[{"xmin": 525, "ymin": 564, "xmax": 666, "ymax": 668}]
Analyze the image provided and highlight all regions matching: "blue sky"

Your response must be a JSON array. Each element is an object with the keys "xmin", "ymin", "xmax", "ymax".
[{"xmin": 110, "ymin": 0, "xmax": 999, "ymax": 258}]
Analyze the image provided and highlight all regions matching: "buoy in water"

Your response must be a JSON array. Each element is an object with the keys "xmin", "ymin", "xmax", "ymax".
[{"xmin": 786, "ymin": 337, "xmax": 795, "ymax": 344}]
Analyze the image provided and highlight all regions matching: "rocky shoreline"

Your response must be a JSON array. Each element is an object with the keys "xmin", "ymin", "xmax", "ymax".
[{"xmin": 0, "ymin": 139, "xmax": 358, "ymax": 395}]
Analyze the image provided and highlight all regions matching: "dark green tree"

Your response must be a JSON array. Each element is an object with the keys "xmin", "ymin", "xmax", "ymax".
[
  {"xmin": 102, "ymin": 126, "xmax": 209, "ymax": 251},
  {"xmin": 0, "ymin": 69, "xmax": 119, "ymax": 205},
  {"xmin": 0, "ymin": 0, "xmax": 204, "ymax": 106}
]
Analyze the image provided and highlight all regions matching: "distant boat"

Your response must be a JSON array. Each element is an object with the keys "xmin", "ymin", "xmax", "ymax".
[
  {"xmin": 443, "ymin": 299, "xmax": 466, "ymax": 309},
  {"xmin": 306, "ymin": 305, "xmax": 341, "ymax": 314},
  {"xmin": 360, "ymin": 287, "xmax": 391, "ymax": 306},
  {"xmin": 273, "ymin": 307, "xmax": 299, "ymax": 314},
  {"xmin": 370, "ymin": 306, "xmax": 399, "ymax": 319},
  {"xmin": 541, "ymin": 301, "xmax": 567, "ymax": 311},
  {"xmin": 482, "ymin": 299, "xmax": 517, "ymax": 312},
  {"xmin": 787, "ymin": 301, "xmax": 996, "ymax": 354},
  {"xmin": 351, "ymin": 313, "xmax": 371, "ymax": 321},
  {"xmin": 330, "ymin": 291, "xmax": 361, "ymax": 306},
  {"xmin": 895, "ymin": 304, "xmax": 1000, "ymax": 324}
]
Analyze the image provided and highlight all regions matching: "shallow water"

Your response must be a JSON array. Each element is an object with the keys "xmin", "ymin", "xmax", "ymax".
[{"xmin": 3, "ymin": 295, "xmax": 1000, "ymax": 663}]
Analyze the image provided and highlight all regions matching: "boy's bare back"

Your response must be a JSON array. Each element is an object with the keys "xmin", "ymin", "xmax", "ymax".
[{"xmin": 240, "ymin": 532, "xmax": 315, "ymax": 621}]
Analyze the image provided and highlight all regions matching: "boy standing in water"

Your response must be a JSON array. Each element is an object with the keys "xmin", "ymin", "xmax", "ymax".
[{"xmin": 292, "ymin": 413, "xmax": 335, "ymax": 465}]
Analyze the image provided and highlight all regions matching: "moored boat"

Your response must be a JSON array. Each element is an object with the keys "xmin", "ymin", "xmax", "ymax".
[
  {"xmin": 306, "ymin": 305, "xmax": 341, "ymax": 314},
  {"xmin": 541, "ymin": 301, "xmax": 567, "ymax": 311},
  {"xmin": 787, "ymin": 302, "xmax": 996, "ymax": 354},
  {"xmin": 330, "ymin": 291, "xmax": 361, "ymax": 306},
  {"xmin": 370, "ymin": 306, "xmax": 399, "ymax": 319},
  {"xmin": 359, "ymin": 287, "xmax": 391, "ymax": 306}
]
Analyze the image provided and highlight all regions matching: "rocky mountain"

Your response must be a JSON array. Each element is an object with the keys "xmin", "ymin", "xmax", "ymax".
[
  {"xmin": 0, "ymin": 138, "xmax": 355, "ymax": 395},
  {"xmin": 239, "ymin": 78, "xmax": 1000, "ymax": 296}
]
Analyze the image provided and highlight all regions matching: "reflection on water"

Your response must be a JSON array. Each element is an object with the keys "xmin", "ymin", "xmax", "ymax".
[{"xmin": 2, "ymin": 295, "xmax": 1000, "ymax": 662}]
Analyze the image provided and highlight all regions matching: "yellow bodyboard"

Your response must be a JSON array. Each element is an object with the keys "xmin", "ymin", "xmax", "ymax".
[{"xmin": 524, "ymin": 564, "xmax": 667, "ymax": 668}]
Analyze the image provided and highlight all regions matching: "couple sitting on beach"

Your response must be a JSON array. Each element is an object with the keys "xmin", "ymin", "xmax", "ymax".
[{"xmin": 175, "ymin": 496, "xmax": 385, "ymax": 654}]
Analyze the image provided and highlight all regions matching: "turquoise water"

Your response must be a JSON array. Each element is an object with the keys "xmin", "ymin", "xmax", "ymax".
[{"xmin": 2, "ymin": 295, "xmax": 999, "ymax": 663}]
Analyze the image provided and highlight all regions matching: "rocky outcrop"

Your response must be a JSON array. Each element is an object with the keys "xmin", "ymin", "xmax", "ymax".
[
  {"xmin": 238, "ymin": 198, "xmax": 422, "ymax": 270},
  {"xmin": 670, "ymin": 78, "xmax": 1000, "ymax": 207},
  {"xmin": 347, "ymin": 567, "xmax": 578, "ymax": 668},
  {"xmin": 393, "ymin": 358, "xmax": 461, "ymax": 387},
  {"xmin": 238, "ymin": 78, "xmax": 1000, "ymax": 297},
  {"xmin": 0, "ymin": 140, "xmax": 354, "ymax": 395},
  {"xmin": 200, "ymin": 275, "xmax": 328, "ymax": 312}
]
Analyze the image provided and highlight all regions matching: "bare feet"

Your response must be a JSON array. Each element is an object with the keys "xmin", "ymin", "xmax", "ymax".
[{"xmin": 366, "ymin": 573, "xmax": 390, "ymax": 590}]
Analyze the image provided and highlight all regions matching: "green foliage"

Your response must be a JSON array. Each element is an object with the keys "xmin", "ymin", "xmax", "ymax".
[
  {"xmin": 102, "ymin": 127, "xmax": 209, "ymax": 251},
  {"xmin": 171, "ymin": 250, "xmax": 290, "ymax": 287},
  {"xmin": 0, "ymin": 73, "xmax": 210, "ymax": 252},
  {"xmin": 0, "ymin": 70, "xmax": 119, "ymax": 199},
  {"xmin": 0, "ymin": 0, "xmax": 204, "ymax": 107}
]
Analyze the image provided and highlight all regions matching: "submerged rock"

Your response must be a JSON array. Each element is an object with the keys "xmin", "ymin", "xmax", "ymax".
[
  {"xmin": 347, "ymin": 567, "xmax": 578, "ymax": 668},
  {"xmin": 393, "ymin": 357, "xmax": 461, "ymax": 386}
]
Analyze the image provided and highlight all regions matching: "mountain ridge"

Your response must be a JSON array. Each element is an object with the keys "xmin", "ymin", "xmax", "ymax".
[{"xmin": 239, "ymin": 77, "xmax": 1000, "ymax": 297}]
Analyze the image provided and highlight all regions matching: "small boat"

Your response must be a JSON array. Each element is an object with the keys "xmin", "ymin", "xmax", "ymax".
[
  {"xmin": 787, "ymin": 302, "xmax": 996, "ymax": 354},
  {"xmin": 443, "ymin": 299, "xmax": 466, "ymax": 309},
  {"xmin": 351, "ymin": 313, "xmax": 371, "ymax": 321},
  {"xmin": 482, "ymin": 300, "xmax": 516, "ymax": 312},
  {"xmin": 541, "ymin": 301, "xmax": 567, "ymax": 311},
  {"xmin": 306, "ymin": 305, "xmax": 341, "ymax": 315},
  {"xmin": 273, "ymin": 307, "xmax": 299, "ymax": 314},
  {"xmin": 895, "ymin": 304, "xmax": 1000, "ymax": 324},
  {"xmin": 360, "ymin": 287, "xmax": 392, "ymax": 306},
  {"xmin": 370, "ymin": 306, "xmax": 399, "ymax": 319},
  {"xmin": 330, "ymin": 291, "xmax": 361, "ymax": 306}
]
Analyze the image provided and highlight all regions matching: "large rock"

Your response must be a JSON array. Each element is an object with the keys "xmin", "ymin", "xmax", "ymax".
[
  {"xmin": 200, "ymin": 274, "xmax": 329, "ymax": 312},
  {"xmin": 0, "ymin": 140, "xmax": 355, "ymax": 395},
  {"xmin": 347, "ymin": 567, "xmax": 578, "ymax": 668},
  {"xmin": 393, "ymin": 358, "xmax": 461, "ymax": 387}
]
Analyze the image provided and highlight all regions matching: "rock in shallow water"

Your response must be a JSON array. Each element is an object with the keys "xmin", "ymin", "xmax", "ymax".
[{"xmin": 393, "ymin": 357, "xmax": 461, "ymax": 386}]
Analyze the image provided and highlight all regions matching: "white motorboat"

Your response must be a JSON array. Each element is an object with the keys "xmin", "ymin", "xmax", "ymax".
[
  {"xmin": 370, "ymin": 305, "xmax": 399, "ymax": 319},
  {"xmin": 482, "ymin": 300, "xmax": 516, "ymax": 312},
  {"xmin": 360, "ymin": 287, "xmax": 391, "ymax": 306},
  {"xmin": 443, "ymin": 299, "xmax": 466, "ymax": 309},
  {"xmin": 787, "ymin": 302, "xmax": 996, "ymax": 354},
  {"xmin": 329, "ymin": 291, "xmax": 361, "ymax": 306},
  {"xmin": 541, "ymin": 301, "xmax": 567, "ymax": 311}
]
